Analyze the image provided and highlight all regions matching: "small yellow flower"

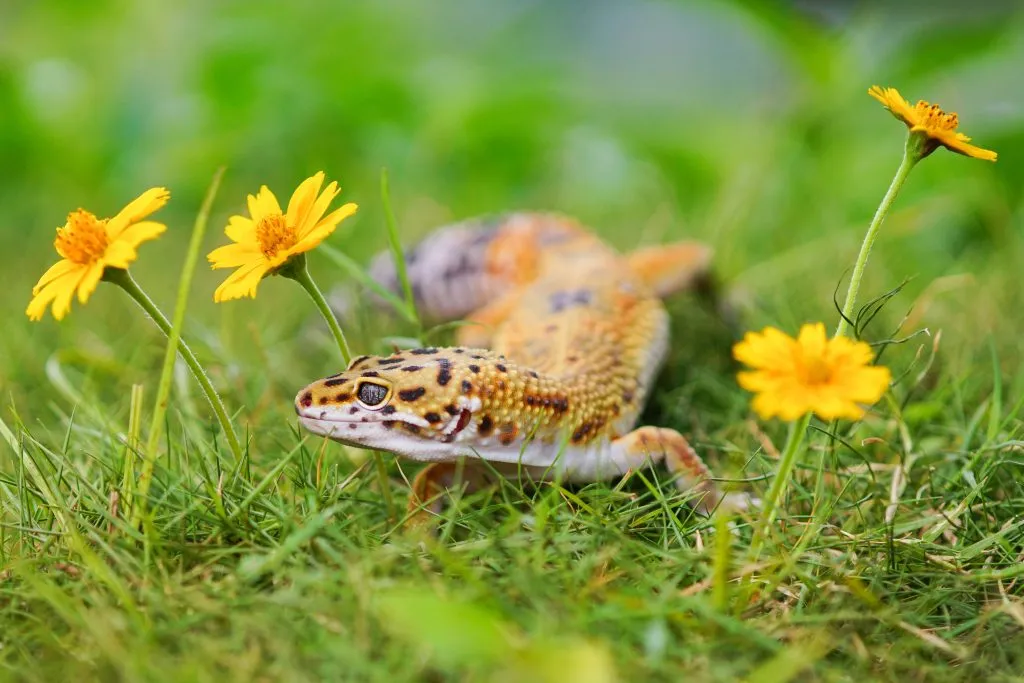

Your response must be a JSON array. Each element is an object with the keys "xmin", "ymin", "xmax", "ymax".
[
  {"xmin": 868, "ymin": 85, "xmax": 997, "ymax": 161},
  {"xmin": 733, "ymin": 323, "xmax": 891, "ymax": 421},
  {"xmin": 208, "ymin": 172, "xmax": 357, "ymax": 302},
  {"xmin": 27, "ymin": 188, "xmax": 170, "ymax": 321}
]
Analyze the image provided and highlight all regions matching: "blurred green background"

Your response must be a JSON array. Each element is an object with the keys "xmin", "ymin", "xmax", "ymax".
[
  {"xmin": 1, "ymin": 4, "xmax": 1023, "ymax": 679},
  {"xmin": 2, "ymin": 0, "xmax": 1022, "ymax": 419}
]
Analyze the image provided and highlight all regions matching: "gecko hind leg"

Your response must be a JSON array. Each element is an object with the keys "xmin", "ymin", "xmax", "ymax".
[
  {"xmin": 609, "ymin": 426, "xmax": 754, "ymax": 515},
  {"xmin": 626, "ymin": 241, "xmax": 713, "ymax": 299}
]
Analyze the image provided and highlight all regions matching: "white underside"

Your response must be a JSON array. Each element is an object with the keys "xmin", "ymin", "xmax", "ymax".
[{"xmin": 299, "ymin": 415, "xmax": 638, "ymax": 483}]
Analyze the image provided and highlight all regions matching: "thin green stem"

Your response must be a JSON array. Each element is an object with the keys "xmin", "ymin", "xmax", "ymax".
[
  {"xmin": 380, "ymin": 168, "xmax": 421, "ymax": 332},
  {"xmin": 280, "ymin": 255, "xmax": 396, "ymax": 521},
  {"xmin": 284, "ymin": 255, "xmax": 352, "ymax": 365},
  {"xmin": 133, "ymin": 168, "xmax": 225, "ymax": 527},
  {"xmin": 750, "ymin": 413, "xmax": 810, "ymax": 560},
  {"xmin": 106, "ymin": 268, "xmax": 244, "ymax": 472},
  {"xmin": 834, "ymin": 140, "xmax": 919, "ymax": 339}
]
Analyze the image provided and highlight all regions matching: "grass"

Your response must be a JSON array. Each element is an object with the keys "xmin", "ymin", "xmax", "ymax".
[{"xmin": 3, "ymin": 2, "xmax": 1024, "ymax": 681}]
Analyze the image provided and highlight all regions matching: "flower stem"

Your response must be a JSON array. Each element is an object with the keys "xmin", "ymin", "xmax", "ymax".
[
  {"xmin": 750, "ymin": 412, "xmax": 810, "ymax": 560},
  {"xmin": 282, "ymin": 255, "xmax": 352, "ymax": 365},
  {"xmin": 834, "ymin": 139, "xmax": 918, "ymax": 339},
  {"xmin": 106, "ymin": 268, "xmax": 244, "ymax": 475},
  {"xmin": 280, "ymin": 256, "xmax": 397, "ymax": 522}
]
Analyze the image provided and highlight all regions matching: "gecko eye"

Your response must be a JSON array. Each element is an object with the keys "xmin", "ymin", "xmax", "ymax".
[{"xmin": 356, "ymin": 381, "xmax": 390, "ymax": 408}]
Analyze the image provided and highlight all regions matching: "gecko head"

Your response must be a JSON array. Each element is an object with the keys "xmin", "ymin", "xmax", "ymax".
[{"xmin": 294, "ymin": 347, "xmax": 503, "ymax": 456}]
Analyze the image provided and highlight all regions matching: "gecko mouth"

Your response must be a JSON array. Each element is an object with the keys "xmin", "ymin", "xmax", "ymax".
[{"xmin": 296, "ymin": 403, "xmax": 475, "ymax": 443}]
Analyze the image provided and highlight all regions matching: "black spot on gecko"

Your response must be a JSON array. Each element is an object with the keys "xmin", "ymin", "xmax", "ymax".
[
  {"xmin": 424, "ymin": 412, "xmax": 442, "ymax": 424},
  {"xmin": 377, "ymin": 357, "xmax": 404, "ymax": 366},
  {"xmin": 444, "ymin": 404, "xmax": 459, "ymax": 416},
  {"xmin": 401, "ymin": 365, "xmax": 423, "ymax": 372},
  {"xmin": 436, "ymin": 358, "xmax": 452, "ymax": 386},
  {"xmin": 323, "ymin": 377, "xmax": 347, "ymax": 387},
  {"xmin": 348, "ymin": 355, "xmax": 371, "ymax": 369},
  {"xmin": 398, "ymin": 387, "xmax": 426, "ymax": 402},
  {"xmin": 382, "ymin": 405, "xmax": 397, "ymax": 415},
  {"xmin": 454, "ymin": 348, "xmax": 465, "ymax": 354},
  {"xmin": 299, "ymin": 392, "xmax": 313, "ymax": 408},
  {"xmin": 549, "ymin": 289, "xmax": 592, "ymax": 313},
  {"xmin": 495, "ymin": 363, "xmax": 507, "ymax": 373},
  {"xmin": 440, "ymin": 253, "xmax": 469, "ymax": 283},
  {"xmin": 334, "ymin": 392, "xmax": 351, "ymax": 403},
  {"xmin": 383, "ymin": 420, "xmax": 396, "ymax": 429},
  {"xmin": 348, "ymin": 423, "xmax": 358, "ymax": 430},
  {"xmin": 468, "ymin": 364, "xmax": 480, "ymax": 374},
  {"xmin": 527, "ymin": 370, "xmax": 539, "ymax": 378},
  {"xmin": 349, "ymin": 406, "xmax": 359, "ymax": 415},
  {"xmin": 360, "ymin": 370, "xmax": 380, "ymax": 378},
  {"xmin": 410, "ymin": 347, "xmax": 438, "ymax": 355},
  {"xmin": 318, "ymin": 396, "xmax": 329, "ymax": 405},
  {"xmin": 478, "ymin": 415, "xmax": 494, "ymax": 436},
  {"xmin": 402, "ymin": 424, "xmax": 422, "ymax": 435},
  {"xmin": 461, "ymin": 380, "xmax": 472, "ymax": 394},
  {"xmin": 572, "ymin": 421, "xmax": 598, "ymax": 443}
]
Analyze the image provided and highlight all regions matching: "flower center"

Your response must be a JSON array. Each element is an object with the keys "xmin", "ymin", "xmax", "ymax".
[
  {"xmin": 255, "ymin": 213, "xmax": 297, "ymax": 259},
  {"xmin": 799, "ymin": 354, "xmax": 833, "ymax": 386},
  {"xmin": 54, "ymin": 210, "xmax": 110, "ymax": 265},
  {"xmin": 914, "ymin": 101, "xmax": 959, "ymax": 132}
]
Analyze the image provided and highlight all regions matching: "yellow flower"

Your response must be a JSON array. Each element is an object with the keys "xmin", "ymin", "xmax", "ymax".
[
  {"xmin": 27, "ymin": 188, "xmax": 170, "ymax": 321},
  {"xmin": 868, "ymin": 85, "xmax": 997, "ymax": 161},
  {"xmin": 733, "ymin": 323, "xmax": 891, "ymax": 421},
  {"xmin": 208, "ymin": 171, "xmax": 357, "ymax": 302}
]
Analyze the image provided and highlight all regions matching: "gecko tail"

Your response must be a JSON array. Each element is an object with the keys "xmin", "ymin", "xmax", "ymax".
[{"xmin": 333, "ymin": 213, "xmax": 582, "ymax": 324}]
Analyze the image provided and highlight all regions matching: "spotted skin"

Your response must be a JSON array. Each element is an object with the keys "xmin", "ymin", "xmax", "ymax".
[{"xmin": 298, "ymin": 213, "xmax": 750, "ymax": 521}]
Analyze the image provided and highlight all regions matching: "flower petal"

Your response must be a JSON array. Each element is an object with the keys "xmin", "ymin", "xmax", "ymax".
[
  {"xmin": 796, "ymin": 322, "xmax": 827, "ymax": 356},
  {"xmin": 940, "ymin": 132, "xmax": 998, "ymax": 161},
  {"xmin": 733, "ymin": 327, "xmax": 795, "ymax": 370},
  {"xmin": 114, "ymin": 220, "xmax": 166, "ymax": 250},
  {"xmin": 107, "ymin": 188, "xmax": 170, "ymax": 238},
  {"xmin": 208, "ymin": 242, "xmax": 264, "ymax": 269},
  {"xmin": 309, "ymin": 202, "xmax": 358, "ymax": 237},
  {"xmin": 213, "ymin": 262, "xmax": 271, "ymax": 302},
  {"xmin": 31, "ymin": 258, "xmax": 80, "ymax": 295},
  {"xmin": 286, "ymin": 172, "xmax": 325, "ymax": 230},
  {"xmin": 295, "ymin": 181, "xmax": 339, "ymax": 239},
  {"xmin": 76, "ymin": 261, "xmax": 106, "ymax": 304},
  {"xmin": 225, "ymin": 215, "xmax": 257, "ymax": 244},
  {"xmin": 51, "ymin": 266, "xmax": 88, "ymax": 320},
  {"xmin": 103, "ymin": 240, "xmax": 140, "ymax": 269},
  {"xmin": 290, "ymin": 219, "xmax": 341, "ymax": 255},
  {"xmin": 254, "ymin": 186, "xmax": 282, "ymax": 221},
  {"xmin": 26, "ymin": 263, "xmax": 86, "ymax": 321}
]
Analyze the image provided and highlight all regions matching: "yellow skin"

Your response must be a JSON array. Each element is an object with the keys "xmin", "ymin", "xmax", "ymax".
[{"xmin": 296, "ymin": 214, "xmax": 747, "ymax": 519}]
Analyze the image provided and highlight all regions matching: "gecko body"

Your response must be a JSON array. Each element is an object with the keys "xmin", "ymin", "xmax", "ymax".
[{"xmin": 296, "ymin": 214, "xmax": 746, "ymax": 516}]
